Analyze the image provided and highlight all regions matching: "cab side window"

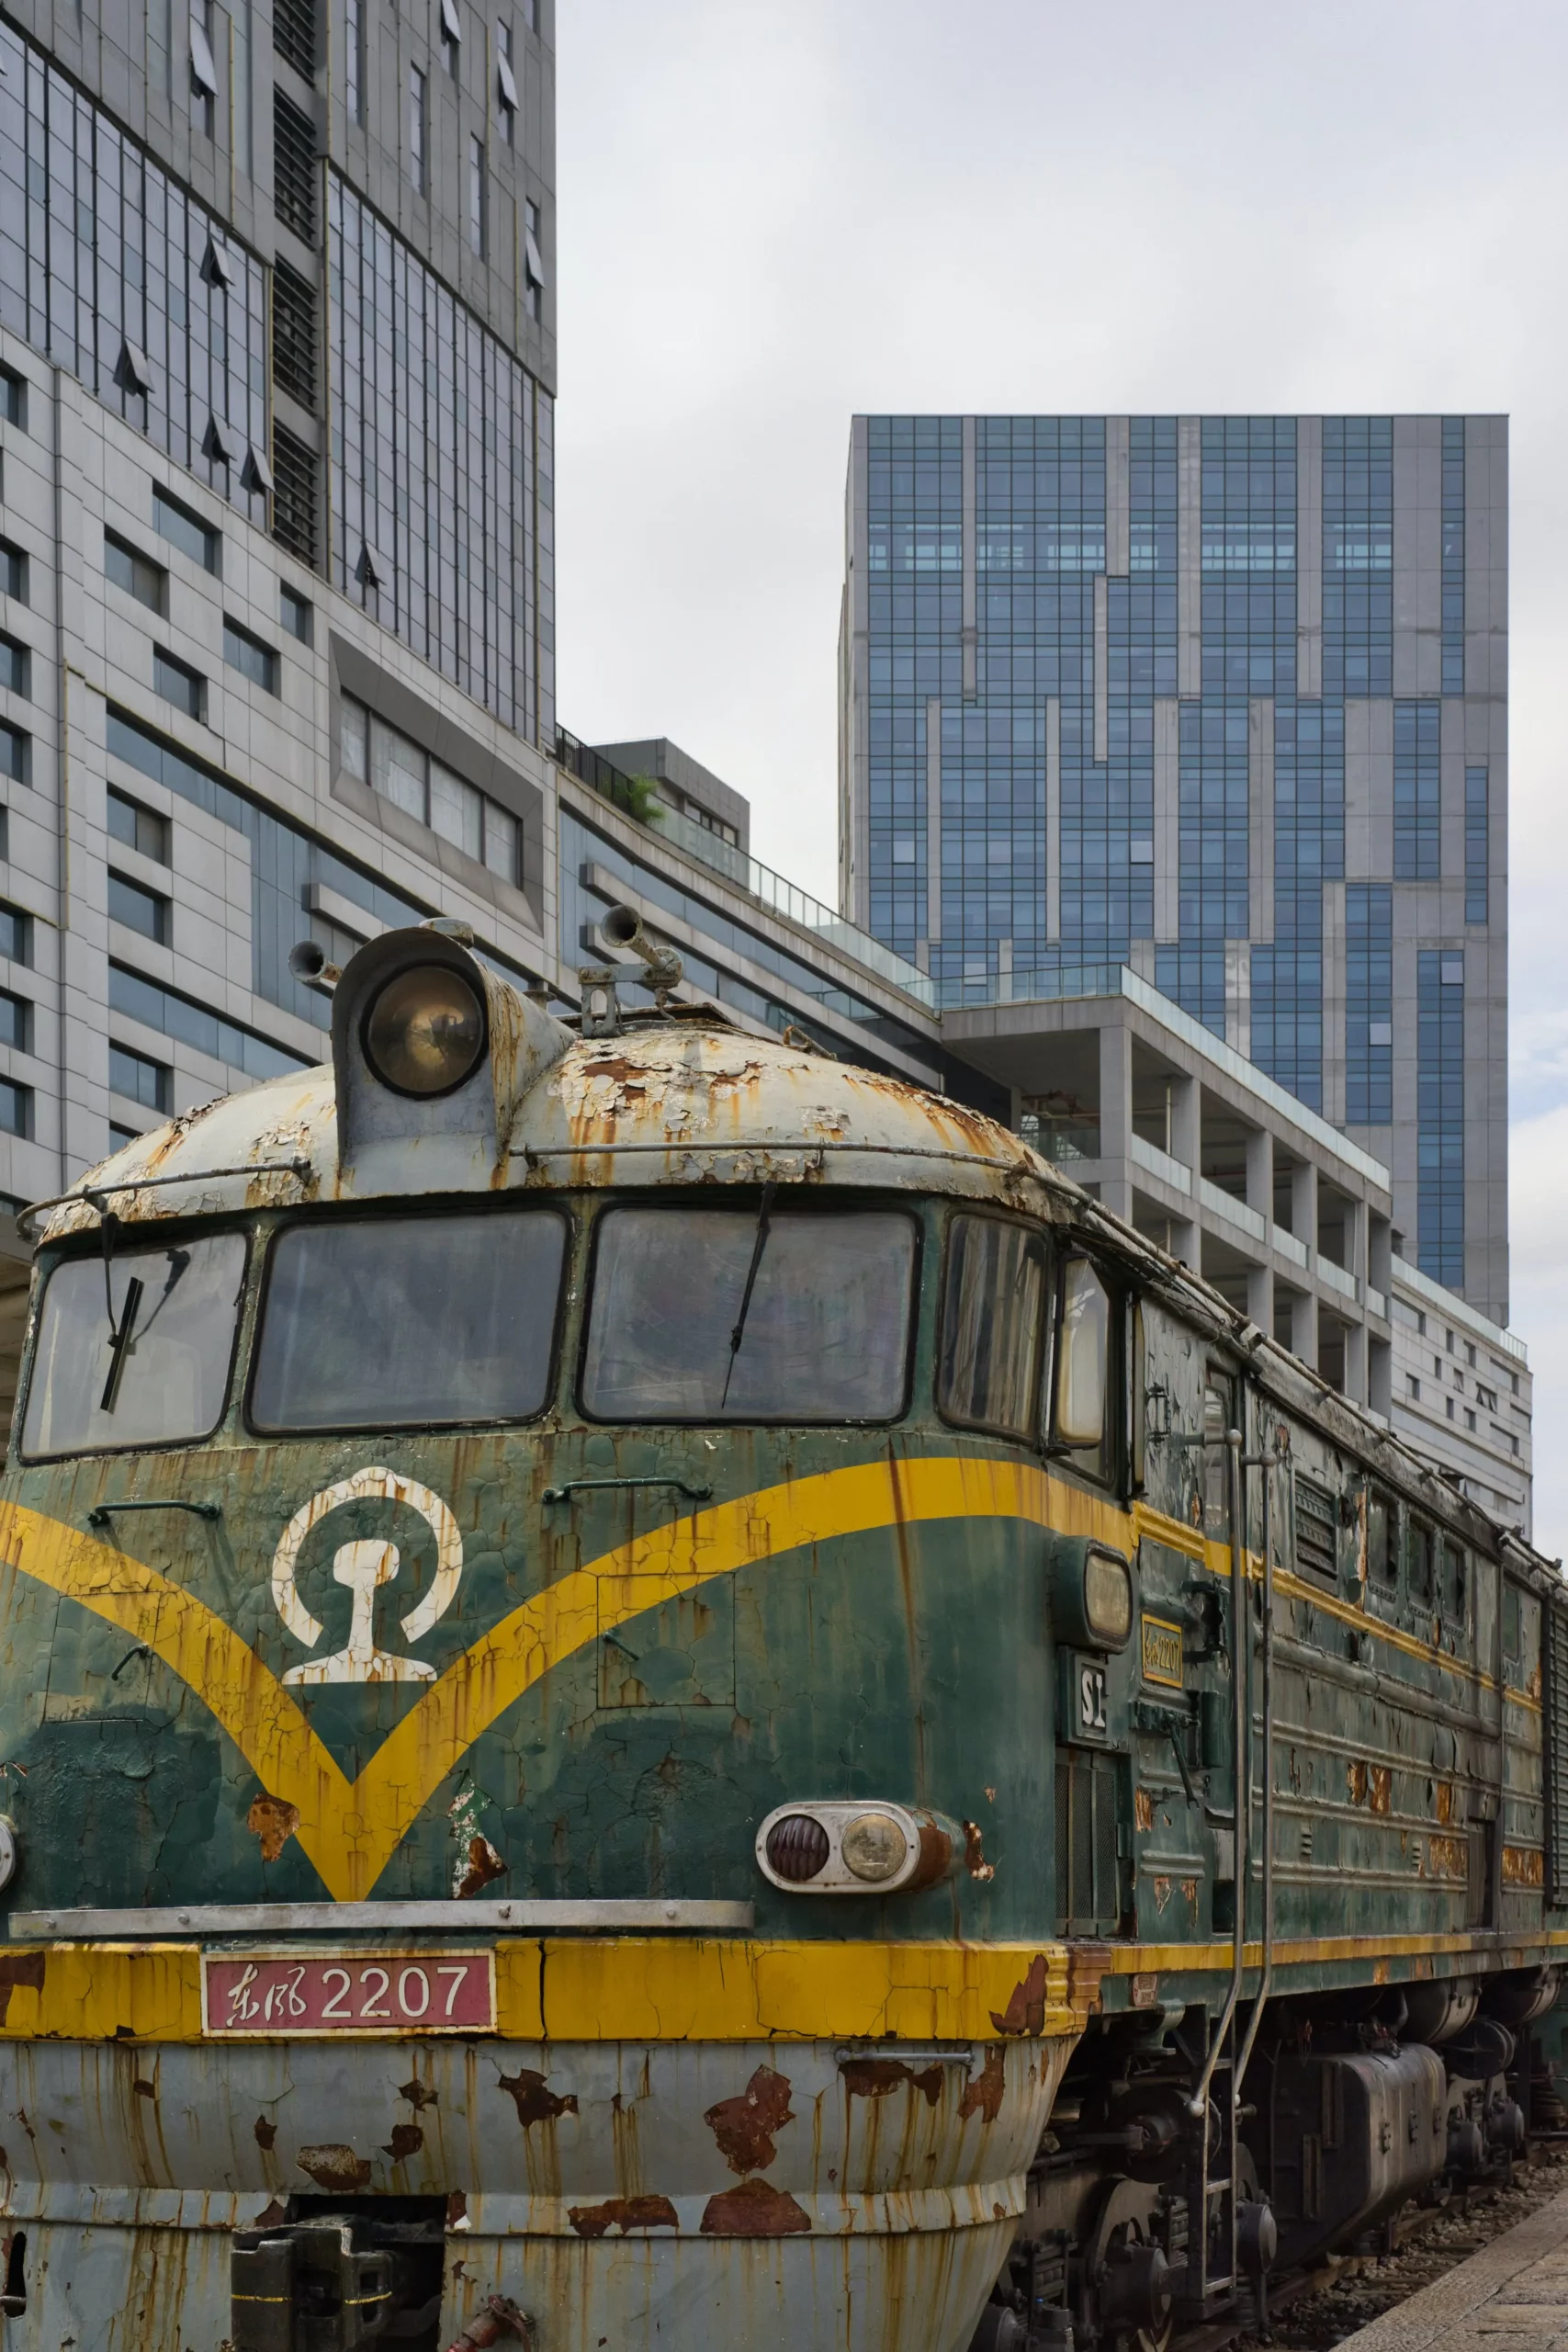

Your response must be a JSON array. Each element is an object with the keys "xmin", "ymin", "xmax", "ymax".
[
  {"xmin": 1441, "ymin": 1538, "xmax": 1467, "ymax": 1623},
  {"xmin": 1048, "ymin": 1255, "xmax": 1115, "ymax": 1483},
  {"xmin": 1408, "ymin": 1520, "xmax": 1435, "ymax": 1607},
  {"xmin": 937, "ymin": 1215, "xmax": 1046, "ymax": 1438},
  {"xmin": 1367, "ymin": 1492, "xmax": 1397, "ymax": 1589}
]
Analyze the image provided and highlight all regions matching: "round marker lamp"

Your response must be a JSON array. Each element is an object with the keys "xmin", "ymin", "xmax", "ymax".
[
  {"xmin": 840, "ymin": 1812, "xmax": 910, "ymax": 1883},
  {"xmin": 363, "ymin": 966, "xmax": 487, "ymax": 1097}
]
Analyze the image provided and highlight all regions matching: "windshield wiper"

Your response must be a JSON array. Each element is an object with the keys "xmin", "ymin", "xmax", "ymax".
[
  {"xmin": 99, "ymin": 1249, "xmax": 191, "ymax": 1415},
  {"xmin": 720, "ymin": 1182, "xmax": 777, "ymax": 1408}
]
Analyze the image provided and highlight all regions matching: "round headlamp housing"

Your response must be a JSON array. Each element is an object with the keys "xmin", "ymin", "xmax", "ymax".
[
  {"xmin": 1048, "ymin": 1536, "xmax": 1133, "ymax": 1653},
  {"xmin": 755, "ymin": 1800, "xmax": 963, "ymax": 1895},
  {"xmin": 362, "ymin": 964, "xmax": 488, "ymax": 1098}
]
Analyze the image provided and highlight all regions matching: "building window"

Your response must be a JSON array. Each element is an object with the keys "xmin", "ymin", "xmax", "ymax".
[
  {"xmin": 1465, "ymin": 766, "xmax": 1488, "ymax": 925},
  {"xmin": 344, "ymin": 0, "xmax": 366, "ymax": 121},
  {"xmin": 0, "ymin": 370, "xmax": 24, "ymax": 431},
  {"xmin": 468, "ymin": 135, "xmax": 487, "ymax": 256},
  {"xmin": 522, "ymin": 0, "xmax": 536, "ymax": 28},
  {"xmin": 280, "ymin": 583, "xmax": 314, "ymax": 643},
  {"xmin": 0, "ymin": 540, "xmax": 28, "ymax": 605},
  {"xmin": 1393, "ymin": 701, "xmax": 1441, "ymax": 881},
  {"xmin": 153, "ymin": 488, "xmax": 220, "ymax": 574},
  {"xmin": 1417, "ymin": 948, "xmax": 1464, "ymax": 1288},
  {"xmin": 105, "ymin": 533, "xmax": 169, "ymax": 616},
  {"xmin": 109, "ymin": 962, "xmax": 310, "ymax": 1082},
  {"xmin": 109, "ymin": 1042, "xmax": 173, "ymax": 1114},
  {"xmin": 108, "ymin": 789, "xmax": 171, "ymax": 864},
  {"xmin": 153, "ymin": 649, "xmax": 207, "ymax": 722},
  {"xmin": 224, "ymin": 617, "xmax": 280, "ymax": 694},
  {"xmin": 108, "ymin": 870, "xmax": 173, "ymax": 944},
  {"xmin": 0, "ymin": 637, "xmax": 28, "ymax": 698},
  {"xmin": 1345, "ymin": 882, "xmax": 1393, "ymax": 1125},
  {"xmin": 1407, "ymin": 1374, "xmax": 1420, "ymax": 1400},
  {"xmin": 524, "ymin": 198, "xmax": 544, "ymax": 318},
  {"xmin": 1323, "ymin": 416, "xmax": 1393, "ymax": 699},
  {"xmin": 273, "ymin": 88, "xmax": 319, "ymax": 243},
  {"xmin": 0, "ymin": 725, "xmax": 29, "ymax": 787},
  {"xmin": 272, "ymin": 260, "xmax": 319, "ymax": 410},
  {"xmin": 340, "ymin": 695, "xmax": 521, "ymax": 882},
  {"xmin": 0, "ymin": 905, "xmax": 32, "ymax": 967},
  {"xmin": 0, "ymin": 991, "xmax": 31, "ymax": 1054},
  {"xmin": 0, "ymin": 1080, "xmax": 31, "ymax": 1139},
  {"xmin": 409, "ymin": 66, "xmax": 428, "ymax": 192},
  {"xmin": 107, "ymin": 1122, "xmax": 141, "ymax": 1151},
  {"xmin": 496, "ymin": 20, "xmax": 516, "ymax": 134}
]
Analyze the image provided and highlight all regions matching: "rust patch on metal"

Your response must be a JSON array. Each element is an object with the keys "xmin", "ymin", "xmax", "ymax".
[
  {"xmin": 957, "ymin": 2048, "xmax": 1006, "ymax": 2122},
  {"xmin": 704, "ymin": 2065, "xmax": 795, "ymax": 2174},
  {"xmin": 1348, "ymin": 1758, "xmax": 1368, "ymax": 1806},
  {"xmin": 961, "ymin": 1820, "xmax": 995, "ymax": 1883},
  {"xmin": 297, "ymin": 2144, "xmax": 373, "ymax": 2191},
  {"xmin": 1427, "ymin": 1834, "xmax": 1470, "ymax": 1881},
  {"xmin": 838, "ymin": 2058, "xmax": 942, "ymax": 2107},
  {"xmin": 1153, "ymin": 1875, "xmax": 1172, "ymax": 1911},
  {"xmin": 1131, "ymin": 1973, "xmax": 1160, "ymax": 2008},
  {"xmin": 382, "ymin": 2123, "xmax": 423, "ymax": 2161},
  {"xmin": 499, "ymin": 2070, "xmax": 579, "ymax": 2129},
  {"xmin": 568, "ymin": 2195, "xmax": 679, "ymax": 2238},
  {"xmin": 253, "ymin": 2115, "xmax": 276, "ymax": 2149},
  {"xmin": 1436, "ymin": 1780, "xmax": 1456, "ymax": 1825},
  {"xmin": 247, "ymin": 1795, "xmax": 301, "ymax": 1862},
  {"xmin": 1504, "ymin": 1843, "xmax": 1545, "ymax": 1888},
  {"xmin": 908, "ymin": 1821, "xmax": 957, "ymax": 1888},
  {"xmin": 1181, "ymin": 1878, "xmax": 1199, "ymax": 1905},
  {"xmin": 400, "ymin": 2076, "xmax": 439, "ymax": 2109},
  {"xmin": 699, "ymin": 2178, "xmax": 811, "ymax": 2236},
  {"xmin": 1134, "ymin": 1788, "xmax": 1155, "ymax": 1834},
  {"xmin": 255, "ymin": 2199, "xmax": 288, "ymax": 2228},
  {"xmin": 1369, "ymin": 1765, "xmax": 1392, "ymax": 1815},
  {"xmin": 990, "ymin": 1951, "xmax": 1049, "ymax": 2035},
  {"xmin": 446, "ymin": 2190, "xmax": 468, "ymax": 2228},
  {"xmin": 132, "ymin": 2078, "xmax": 157, "ymax": 2100},
  {"xmin": 0, "ymin": 1954, "xmax": 44, "ymax": 2024},
  {"xmin": 457, "ymin": 1835, "xmax": 506, "ymax": 1897}
]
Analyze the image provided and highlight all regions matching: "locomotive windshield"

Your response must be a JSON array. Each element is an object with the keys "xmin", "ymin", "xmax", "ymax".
[
  {"xmin": 21, "ymin": 1231, "xmax": 247, "ymax": 1458},
  {"xmin": 252, "ymin": 1207, "xmax": 567, "ymax": 1430},
  {"xmin": 581, "ymin": 1205, "xmax": 917, "ymax": 1421}
]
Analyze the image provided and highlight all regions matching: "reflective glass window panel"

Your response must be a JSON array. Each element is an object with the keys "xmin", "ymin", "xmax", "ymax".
[
  {"xmin": 937, "ymin": 1214, "xmax": 1044, "ymax": 1436},
  {"xmin": 105, "ymin": 534, "xmax": 167, "ymax": 616},
  {"xmin": 431, "ymin": 762, "xmax": 482, "ymax": 859},
  {"xmin": 22, "ymin": 1231, "xmax": 247, "ymax": 1457},
  {"xmin": 252, "ymin": 1210, "xmax": 567, "ymax": 1430},
  {"xmin": 581, "ymin": 1207, "xmax": 916, "ymax": 1422},
  {"xmin": 108, "ymin": 870, "xmax": 171, "ymax": 944},
  {"xmin": 483, "ymin": 802, "xmax": 519, "ymax": 883},
  {"xmin": 1055, "ymin": 1259, "xmax": 1111, "ymax": 1451},
  {"xmin": 371, "ymin": 714, "xmax": 426, "ymax": 820},
  {"xmin": 153, "ymin": 489, "xmax": 220, "ymax": 573}
]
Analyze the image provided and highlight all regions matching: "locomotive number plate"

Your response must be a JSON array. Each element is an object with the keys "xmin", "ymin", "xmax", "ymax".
[{"xmin": 203, "ymin": 1950, "xmax": 496, "ymax": 2036}]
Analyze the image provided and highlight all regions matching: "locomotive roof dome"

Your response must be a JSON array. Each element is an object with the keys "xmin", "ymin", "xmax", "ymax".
[{"xmin": 27, "ymin": 925, "xmax": 1074, "ymax": 1245}]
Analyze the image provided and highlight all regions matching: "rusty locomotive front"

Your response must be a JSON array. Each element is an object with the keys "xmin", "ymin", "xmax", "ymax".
[{"xmin": 0, "ymin": 914, "xmax": 1561, "ymax": 2352}]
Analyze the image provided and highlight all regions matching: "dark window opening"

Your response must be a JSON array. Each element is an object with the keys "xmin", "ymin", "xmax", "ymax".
[
  {"xmin": 272, "ymin": 426, "xmax": 319, "ymax": 568},
  {"xmin": 1367, "ymin": 1491, "xmax": 1395, "ymax": 1587},
  {"xmin": 153, "ymin": 650, "xmax": 205, "ymax": 722},
  {"xmin": 108, "ymin": 789, "xmax": 171, "ymax": 865},
  {"xmin": 274, "ymin": 0, "xmax": 317, "ymax": 79},
  {"xmin": 109, "ymin": 1040, "xmax": 173, "ymax": 1111},
  {"xmin": 937, "ymin": 1213, "xmax": 1043, "ymax": 1437},
  {"xmin": 272, "ymin": 260, "xmax": 319, "ymax": 410},
  {"xmin": 108, "ymin": 870, "xmax": 172, "ymax": 944},
  {"xmin": 224, "ymin": 617, "xmax": 279, "ymax": 694},
  {"xmin": 0, "ymin": 635, "xmax": 31, "ymax": 698},
  {"xmin": 274, "ymin": 90, "xmax": 319, "ymax": 243},
  {"xmin": 105, "ymin": 532, "xmax": 169, "ymax": 614},
  {"xmin": 1408, "ymin": 1520, "xmax": 1435, "ymax": 1606},
  {"xmin": 152, "ymin": 488, "xmax": 220, "ymax": 573}
]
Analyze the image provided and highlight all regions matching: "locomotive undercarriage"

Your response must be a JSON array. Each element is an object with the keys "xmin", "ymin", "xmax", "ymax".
[{"xmin": 968, "ymin": 1966, "xmax": 1557, "ymax": 2352}]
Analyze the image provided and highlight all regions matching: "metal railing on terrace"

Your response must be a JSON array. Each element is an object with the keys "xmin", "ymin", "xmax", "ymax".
[{"xmin": 556, "ymin": 732, "xmax": 937, "ymax": 1009}]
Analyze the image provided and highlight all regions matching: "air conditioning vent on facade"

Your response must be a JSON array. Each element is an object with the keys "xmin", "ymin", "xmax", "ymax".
[
  {"xmin": 272, "ymin": 261, "xmax": 318, "ymax": 411},
  {"xmin": 273, "ymin": 90, "xmax": 318, "ymax": 244},
  {"xmin": 271, "ymin": 424, "xmax": 319, "ymax": 570},
  {"xmin": 273, "ymin": 0, "xmax": 316, "ymax": 81},
  {"xmin": 1293, "ymin": 1475, "xmax": 1338, "ymax": 1584}
]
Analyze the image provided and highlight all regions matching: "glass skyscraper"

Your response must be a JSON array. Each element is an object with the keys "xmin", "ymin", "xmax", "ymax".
[{"xmin": 840, "ymin": 413, "xmax": 1508, "ymax": 1325}]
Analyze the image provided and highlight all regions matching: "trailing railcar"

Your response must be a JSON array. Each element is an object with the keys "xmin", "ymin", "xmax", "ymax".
[{"xmin": 0, "ymin": 914, "xmax": 1561, "ymax": 2352}]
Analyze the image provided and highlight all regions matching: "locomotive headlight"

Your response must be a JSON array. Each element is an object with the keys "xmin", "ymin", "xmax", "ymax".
[
  {"xmin": 363, "ymin": 965, "xmax": 487, "ymax": 1097},
  {"xmin": 1048, "ymin": 1536, "xmax": 1133, "ymax": 1653},
  {"xmin": 1084, "ymin": 1547, "xmax": 1134, "ymax": 1648},
  {"xmin": 840, "ymin": 1812, "xmax": 910, "ymax": 1883}
]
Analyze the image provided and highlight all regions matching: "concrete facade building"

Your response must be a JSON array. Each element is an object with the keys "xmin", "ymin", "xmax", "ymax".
[{"xmin": 839, "ymin": 414, "xmax": 1510, "ymax": 1329}]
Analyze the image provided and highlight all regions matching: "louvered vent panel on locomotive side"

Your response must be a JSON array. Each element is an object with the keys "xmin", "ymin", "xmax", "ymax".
[
  {"xmin": 1545, "ymin": 1599, "xmax": 1568, "ymax": 1905},
  {"xmin": 1293, "ymin": 1475, "xmax": 1338, "ymax": 1584}
]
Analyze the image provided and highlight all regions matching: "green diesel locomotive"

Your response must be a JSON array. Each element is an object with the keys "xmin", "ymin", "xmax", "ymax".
[{"xmin": 0, "ymin": 914, "xmax": 1560, "ymax": 2352}]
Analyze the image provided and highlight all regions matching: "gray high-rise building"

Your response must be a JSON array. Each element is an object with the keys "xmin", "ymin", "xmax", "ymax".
[
  {"xmin": 0, "ymin": 0, "xmax": 555, "ymax": 1227},
  {"xmin": 839, "ymin": 415, "xmax": 1509, "ymax": 1328}
]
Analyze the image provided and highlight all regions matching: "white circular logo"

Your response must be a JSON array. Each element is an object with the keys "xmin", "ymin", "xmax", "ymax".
[{"xmin": 272, "ymin": 1468, "xmax": 464, "ymax": 1687}]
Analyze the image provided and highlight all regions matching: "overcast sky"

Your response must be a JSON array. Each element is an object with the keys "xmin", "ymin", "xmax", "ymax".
[{"xmin": 553, "ymin": 0, "xmax": 1568, "ymax": 1550}]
